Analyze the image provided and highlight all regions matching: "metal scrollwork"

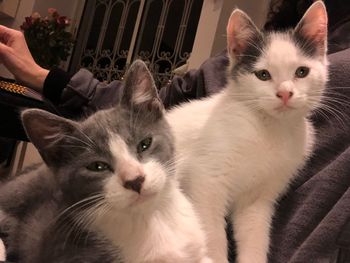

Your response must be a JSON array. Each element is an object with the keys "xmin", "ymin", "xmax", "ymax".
[{"xmin": 78, "ymin": 0, "xmax": 203, "ymax": 87}]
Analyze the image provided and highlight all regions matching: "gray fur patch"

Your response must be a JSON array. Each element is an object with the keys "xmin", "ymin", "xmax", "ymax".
[
  {"xmin": 230, "ymin": 33, "xmax": 266, "ymax": 79},
  {"xmin": 292, "ymin": 23, "xmax": 318, "ymax": 57}
]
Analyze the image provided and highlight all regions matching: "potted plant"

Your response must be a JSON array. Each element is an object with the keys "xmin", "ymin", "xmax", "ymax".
[{"xmin": 20, "ymin": 8, "xmax": 74, "ymax": 69}]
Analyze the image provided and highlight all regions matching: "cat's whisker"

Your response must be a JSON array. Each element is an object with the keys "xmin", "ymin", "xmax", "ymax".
[
  {"xmin": 60, "ymin": 134, "xmax": 94, "ymax": 149},
  {"xmin": 54, "ymin": 194, "xmax": 105, "ymax": 229},
  {"xmin": 75, "ymin": 126, "xmax": 96, "ymax": 148},
  {"xmin": 312, "ymin": 91, "xmax": 350, "ymax": 102},
  {"xmin": 326, "ymin": 86, "xmax": 350, "ymax": 89},
  {"xmin": 53, "ymin": 199, "xmax": 106, "ymax": 247},
  {"xmin": 62, "ymin": 199, "xmax": 107, "ymax": 249},
  {"xmin": 309, "ymin": 100, "xmax": 348, "ymax": 130},
  {"xmin": 56, "ymin": 144, "xmax": 91, "ymax": 151},
  {"xmin": 245, "ymin": 38, "xmax": 266, "ymax": 55},
  {"xmin": 129, "ymin": 104, "xmax": 143, "ymax": 133},
  {"xmin": 72, "ymin": 201, "xmax": 108, "ymax": 245},
  {"xmin": 235, "ymin": 54, "xmax": 260, "ymax": 59}
]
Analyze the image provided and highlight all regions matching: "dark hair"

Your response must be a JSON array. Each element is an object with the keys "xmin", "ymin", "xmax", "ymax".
[{"xmin": 264, "ymin": 0, "xmax": 314, "ymax": 30}]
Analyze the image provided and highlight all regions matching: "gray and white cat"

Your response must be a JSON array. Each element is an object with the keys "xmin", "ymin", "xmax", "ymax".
[
  {"xmin": 167, "ymin": 1, "xmax": 328, "ymax": 262},
  {"xmin": 0, "ymin": 61, "xmax": 211, "ymax": 263}
]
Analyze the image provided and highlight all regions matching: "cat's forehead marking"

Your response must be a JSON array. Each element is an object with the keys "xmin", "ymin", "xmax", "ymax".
[
  {"xmin": 108, "ymin": 134, "xmax": 141, "ymax": 171},
  {"xmin": 109, "ymin": 134, "xmax": 130, "ymax": 160},
  {"xmin": 230, "ymin": 33, "xmax": 266, "ymax": 79}
]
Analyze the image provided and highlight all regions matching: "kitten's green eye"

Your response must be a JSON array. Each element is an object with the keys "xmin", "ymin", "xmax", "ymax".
[
  {"xmin": 254, "ymin": 69, "xmax": 271, "ymax": 81},
  {"xmin": 86, "ymin": 162, "xmax": 111, "ymax": 172},
  {"xmin": 137, "ymin": 137, "xmax": 153, "ymax": 153},
  {"xmin": 295, "ymin": 66, "xmax": 310, "ymax": 78}
]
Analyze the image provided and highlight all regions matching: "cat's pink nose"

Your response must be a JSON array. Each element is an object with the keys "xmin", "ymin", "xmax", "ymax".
[
  {"xmin": 276, "ymin": 90, "xmax": 293, "ymax": 105},
  {"xmin": 123, "ymin": 175, "xmax": 145, "ymax": 194}
]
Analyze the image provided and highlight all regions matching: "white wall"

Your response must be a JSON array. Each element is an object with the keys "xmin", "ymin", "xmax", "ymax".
[{"xmin": 188, "ymin": 0, "xmax": 269, "ymax": 69}]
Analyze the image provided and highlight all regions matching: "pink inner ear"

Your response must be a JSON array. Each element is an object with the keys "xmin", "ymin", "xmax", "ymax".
[
  {"xmin": 298, "ymin": 2, "xmax": 328, "ymax": 44},
  {"xmin": 226, "ymin": 11, "xmax": 252, "ymax": 56},
  {"xmin": 303, "ymin": 25, "xmax": 327, "ymax": 45}
]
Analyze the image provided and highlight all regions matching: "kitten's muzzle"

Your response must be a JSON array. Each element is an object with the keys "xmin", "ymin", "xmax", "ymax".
[
  {"xmin": 276, "ymin": 90, "xmax": 293, "ymax": 105},
  {"xmin": 123, "ymin": 176, "xmax": 145, "ymax": 194}
]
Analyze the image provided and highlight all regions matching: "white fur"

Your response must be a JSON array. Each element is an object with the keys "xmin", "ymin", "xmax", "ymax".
[
  {"xmin": 166, "ymin": 32, "xmax": 327, "ymax": 263},
  {"xmin": 88, "ymin": 136, "xmax": 211, "ymax": 263}
]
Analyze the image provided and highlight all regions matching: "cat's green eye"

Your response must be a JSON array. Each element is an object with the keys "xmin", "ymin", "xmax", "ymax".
[
  {"xmin": 254, "ymin": 69, "xmax": 271, "ymax": 81},
  {"xmin": 86, "ymin": 162, "xmax": 111, "ymax": 172},
  {"xmin": 137, "ymin": 137, "xmax": 153, "ymax": 153},
  {"xmin": 295, "ymin": 66, "xmax": 310, "ymax": 78}
]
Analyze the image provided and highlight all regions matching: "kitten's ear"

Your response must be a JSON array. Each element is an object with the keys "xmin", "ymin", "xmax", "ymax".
[
  {"xmin": 294, "ymin": 1, "xmax": 328, "ymax": 55},
  {"xmin": 226, "ymin": 9, "xmax": 261, "ymax": 59},
  {"xmin": 121, "ymin": 60, "xmax": 163, "ymax": 118},
  {"xmin": 21, "ymin": 109, "xmax": 77, "ymax": 153}
]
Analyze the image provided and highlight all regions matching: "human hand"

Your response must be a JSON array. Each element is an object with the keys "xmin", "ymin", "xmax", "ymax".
[{"xmin": 0, "ymin": 25, "xmax": 49, "ymax": 92}]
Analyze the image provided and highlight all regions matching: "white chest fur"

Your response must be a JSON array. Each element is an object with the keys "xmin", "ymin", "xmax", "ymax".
[
  {"xmin": 93, "ymin": 180, "xmax": 210, "ymax": 263},
  {"xmin": 166, "ymin": 90, "xmax": 314, "ymax": 263}
]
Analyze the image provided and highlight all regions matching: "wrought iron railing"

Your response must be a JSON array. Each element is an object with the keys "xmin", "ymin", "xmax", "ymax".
[{"xmin": 70, "ymin": 0, "xmax": 203, "ymax": 88}]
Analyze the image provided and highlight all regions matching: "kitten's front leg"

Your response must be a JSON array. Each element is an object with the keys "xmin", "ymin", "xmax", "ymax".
[
  {"xmin": 231, "ymin": 200, "xmax": 275, "ymax": 263},
  {"xmin": 193, "ymin": 193, "xmax": 229, "ymax": 263}
]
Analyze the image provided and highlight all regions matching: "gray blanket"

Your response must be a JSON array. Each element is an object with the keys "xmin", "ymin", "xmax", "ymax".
[{"xmin": 267, "ymin": 48, "xmax": 350, "ymax": 263}]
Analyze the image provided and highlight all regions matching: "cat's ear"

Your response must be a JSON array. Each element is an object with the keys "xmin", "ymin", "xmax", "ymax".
[
  {"xmin": 294, "ymin": 1, "xmax": 328, "ymax": 55},
  {"xmin": 121, "ymin": 60, "xmax": 163, "ymax": 118},
  {"xmin": 21, "ymin": 109, "xmax": 77, "ymax": 153},
  {"xmin": 226, "ymin": 9, "xmax": 261, "ymax": 60}
]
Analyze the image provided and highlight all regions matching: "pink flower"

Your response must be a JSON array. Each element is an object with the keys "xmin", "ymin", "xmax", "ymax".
[
  {"xmin": 57, "ymin": 16, "xmax": 70, "ymax": 27},
  {"xmin": 48, "ymin": 8, "xmax": 57, "ymax": 14},
  {"xmin": 31, "ymin": 12, "xmax": 41, "ymax": 20},
  {"xmin": 48, "ymin": 8, "xmax": 59, "ymax": 18}
]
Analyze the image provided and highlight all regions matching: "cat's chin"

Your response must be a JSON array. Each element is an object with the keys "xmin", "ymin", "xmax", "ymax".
[
  {"xmin": 130, "ymin": 191, "xmax": 158, "ymax": 206},
  {"xmin": 264, "ymin": 105, "xmax": 309, "ymax": 119}
]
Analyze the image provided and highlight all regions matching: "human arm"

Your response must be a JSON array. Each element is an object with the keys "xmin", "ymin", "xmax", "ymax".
[{"xmin": 0, "ymin": 25, "xmax": 49, "ymax": 91}]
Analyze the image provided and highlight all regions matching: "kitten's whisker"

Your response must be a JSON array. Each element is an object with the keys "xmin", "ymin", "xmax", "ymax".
[
  {"xmin": 56, "ymin": 144, "xmax": 91, "ymax": 151},
  {"xmin": 326, "ymin": 86, "xmax": 350, "ymax": 89},
  {"xmin": 75, "ymin": 126, "xmax": 96, "ymax": 148},
  {"xmin": 71, "ymin": 201, "xmax": 107, "ymax": 245},
  {"xmin": 63, "ymin": 199, "xmax": 107, "ymax": 248},
  {"xmin": 310, "ymin": 101, "xmax": 348, "ymax": 130},
  {"xmin": 245, "ymin": 39, "xmax": 266, "ymax": 55},
  {"xmin": 235, "ymin": 54, "xmax": 260, "ymax": 59},
  {"xmin": 54, "ymin": 194, "xmax": 105, "ymax": 227},
  {"xmin": 60, "ymin": 134, "xmax": 94, "ymax": 149}
]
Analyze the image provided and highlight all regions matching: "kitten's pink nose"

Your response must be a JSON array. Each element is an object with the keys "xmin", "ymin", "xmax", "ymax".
[
  {"xmin": 123, "ymin": 175, "xmax": 145, "ymax": 194},
  {"xmin": 276, "ymin": 90, "xmax": 293, "ymax": 105}
]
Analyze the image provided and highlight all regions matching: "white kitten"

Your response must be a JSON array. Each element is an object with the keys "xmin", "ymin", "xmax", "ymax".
[{"xmin": 167, "ymin": 2, "xmax": 328, "ymax": 263}]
